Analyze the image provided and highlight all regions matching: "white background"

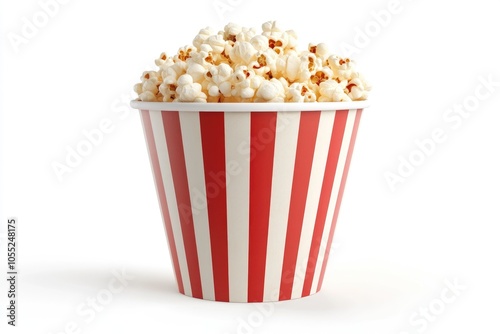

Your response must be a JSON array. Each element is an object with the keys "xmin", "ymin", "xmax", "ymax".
[{"xmin": 1, "ymin": 0, "xmax": 500, "ymax": 333}]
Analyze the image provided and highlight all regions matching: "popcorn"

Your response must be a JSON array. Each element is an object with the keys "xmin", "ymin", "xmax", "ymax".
[
  {"xmin": 138, "ymin": 91, "xmax": 157, "ymax": 102},
  {"xmin": 276, "ymin": 53, "xmax": 300, "ymax": 82},
  {"xmin": 162, "ymin": 61, "xmax": 187, "ymax": 85},
  {"xmin": 187, "ymin": 63, "xmax": 207, "ymax": 83},
  {"xmin": 229, "ymin": 41, "xmax": 258, "ymax": 65},
  {"xmin": 236, "ymin": 27, "xmax": 258, "ymax": 42},
  {"xmin": 346, "ymin": 77, "xmax": 370, "ymax": 101},
  {"xmin": 223, "ymin": 23, "xmax": 242, "ymax": 42},
  {"xmin": 318, "ymin": 80, "xmax": 351, "ymax": 102},
  {"xmin": 255, "ymin": 78, "xmax": 285, "ymax": 102},
  {"xmin": 262, "ymin": 21, "xmax": 283, "ymax": 37},
  {"xmin": 193, "ymin": 27, "xmax": 215, "ymax": 49},
  {"xmin": 296, "ymin": 53, "xmax": 323, "ymax": 83},
  {"xmin": 287, "ymin": 83, "xmax": 317, "ymax": 102},
  {"xmin": 260, "ymin": 49, "xmax": 279, "ymax": 76},
  {"xmin": 249, "ymin": 58, "xmax": 269, "ymax": 77},
  {"xmin": 268, "ymin": 33, "xmax": 288, "ymax": 50},
  {"xmin": 207, "ymin": 35, "xmax": 227, "ymax": 54},
  {"xmin": 308, "ymin": 43, "xmax": 329, "ymax": 60},
  {"xmin": 174, "ymin": 45, "xmax": 196, "ymax": 62},
  {"xmin": 327, "ymin": 55, "xmax": 354, "ymax": 81},
  {"xmin": 286, "ymin": 30, "xmax": 299, "ymax": 50},
  {"xmin": 205, "ymin": 63, "xmax": 233, "ymax": 98},
  {"xmin": 175, "ymin": 74, "xmax": 207, "ymax": 102},
  {"xmin": 140, "ymin": 71, "xmax": 160, "ymax": 85},
  {"xmin": 230, "ymin": 66, "xmax": 266, "ymax": 101},
  {"xmin": 134, "ymin": 21, "xmax": 370, "ymax": 103},
  {"xmin": 231, "ymin": 66, "xmax": 255, "ymax": 100},
  {"xmin": 278, "ymin": 77, "xmax": 289, "ymax": 91},
  {"xmin": 250, "ymin": 35, "xmax": 269, "ymax": 52},
  {"xmin": 309, "ymin": 67, "xmax": 334, "ymax": 86},
  {"xmin": 134, "ymin": 71, "xmax": 161, "ymax": 102},
  {"xmin": 159, "ymin": 82, "xmax": 177, "ymax": 102},
  {"xmin": 188, "ymin": 47, "xmax": 214, "ymax": 69},
  {"xmin": 155, "ymin": 52, "xmax": 173, "ymax": 68}
]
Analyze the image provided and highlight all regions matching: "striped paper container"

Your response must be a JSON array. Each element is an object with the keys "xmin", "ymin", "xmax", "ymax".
[{"xmin": 131, "ymin": 101, "xmax": 369, "ymax": 302}]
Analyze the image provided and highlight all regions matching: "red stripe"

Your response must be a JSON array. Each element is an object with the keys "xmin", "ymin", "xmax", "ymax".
[
  {"xmin": 199, "ymin": 112, "xmax": 229, "ymax": 302},
  {"xmin": 317, "ymin": 109, "xmax": 363, "ymax": 291},
  {"xmin": 301, "ymin": 110, "xmax": 349, "ymax": 297},
  {"xmin": 140, "ymin": 110, "xmax": 184, "ymax": 294},
  {"xmin": 279, "ymin": 111, "xmax": 321, "ymax": 301},
  {"xmin": 248, "ymin": 112, "xmax": 277, "ymax": 302},
  {"xmin": 162, "ymin": 111, "xmax": 203, "ymax": 299}
]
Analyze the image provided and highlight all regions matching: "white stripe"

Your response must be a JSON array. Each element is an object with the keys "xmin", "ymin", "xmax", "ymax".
[
  {"xmin": 150, "ymin": 111, "xmax": 192, "ymax": 297},
  {"xmin": 262, "ymin": 111, "xmax": 301, "ymax": 302},
  {"xmin": 225, "ymin": 112, "xmax": 250, "ymax": 302},
  {"xmin": 290, "ymin": 110, "xmax": 336, "ymax": 299},
  {"xmin": 179, "ymin": 112, "xmax": 215, "ymax": 300},
  {"xmin": 310, "ymin": 109, "xmax": 357, "ymax": 293}
]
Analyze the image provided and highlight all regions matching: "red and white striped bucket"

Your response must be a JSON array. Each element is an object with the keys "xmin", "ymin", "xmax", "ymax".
[{"xmin": 131, "ymin": 101, "xmax": 368, "ymax": 302}]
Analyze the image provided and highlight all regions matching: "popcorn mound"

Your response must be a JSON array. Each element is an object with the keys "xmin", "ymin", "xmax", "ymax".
[{"xmin": 134, "ymin": 21, "xmax": 371, "ymax": 103}]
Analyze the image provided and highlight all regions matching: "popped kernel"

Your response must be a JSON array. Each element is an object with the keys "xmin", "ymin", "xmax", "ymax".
[
  {"xmin": 287, "ymin": 83, "xmax": 317, "ymax": 103},
  {"xmin": 162, "ymin": 62, "xmax": 187, "ymax": 85},
  {"xmin": 175, "ymin": 74, "xmax": 207, "ymax": 102},
  {"xmin": 223, "ymin": 23, "xmax": 242, "ymax": 42},
  {"xmin": 205, "ymin": 63, "xmax": 233, "ymax": 98},
  {"xmin": 250, "ymin": 35, "xmax": 269, "ymax": 52},
  {"xmin": 308, "ymin": 43, "xmax": 329, "ymax": 60},
  {"xmin": 309, "ymin": 67, "xmax": 333, "ymax": 86},
  {"xmin": 207, "ymin": 35, "xmax": 226, "ymax": 54},
  {"xmin": 231, "ymin": 66, "xmax": 257, "ymax": 100},
  {"xmin": 186, "ymin": 63, "xmax": 207, "ymax": 83},
  {"xmin": 188, "ymin": 49, "xmax": 213, "ymax": 69},
  {"xmin": 262, "ymin": 21, "xmax": 283, "ymax": 37},
  {"xmin": 159, "ymin": 82, "xmax": 177, "ymax": 102},
  {"xmin": 255, "ymin": 78, "xmax": 285, "ymax": 102},
  {"xmin": 175, "ymin": 45, "xmax": 196, "ymax": 62},
  {"xmin": 193, "ymin": 27, "xmax": 215, "ymax": 49},
  {"xmin": 318, "ymin": 80, "xmax": 351, "ymax": 102},
  {"xmin": 327, "ymin": 55, "xmax": 354, "ymax": 80},
  {"xmin": 346, "ymin": 77, "xmax": 370, "ymax": 101},
  {"xmin": 237, "ymin": 27, "xmax": 258, "ymax": 42},
  {"xmin": 139, "ymin": 91, "xmax": 157, "ymax": 102},
  {"xmin": 284, "ymin": 54, "xmax": 301, "ymax": 82},
  {"xmin": 136, "ymin": 71, "xmax": 161, "ymax": 98},
  {"xmin": 249, "ymin": 59, "xmax": 268, "ymax": 77},
  {"xmin": 229, "ymin": 41, "xmax": 258, "ymax": 65},
  {"xmin": 286, "ymin": 30, "xmax": 299, "ymax": 49},
  {"xmin": 155, "ymin": 52, "xmax": 170, "ymax": 67}
]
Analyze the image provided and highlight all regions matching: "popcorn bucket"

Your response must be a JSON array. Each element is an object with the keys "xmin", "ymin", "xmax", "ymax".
[{"xmin": 131, "ymin": 101, "xmax": 368, "ymax": 302}]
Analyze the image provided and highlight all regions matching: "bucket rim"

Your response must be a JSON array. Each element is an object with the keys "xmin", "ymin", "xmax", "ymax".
[{"xmin": 130, "ymin": 100, "xmax": 370, "ymax": 112}]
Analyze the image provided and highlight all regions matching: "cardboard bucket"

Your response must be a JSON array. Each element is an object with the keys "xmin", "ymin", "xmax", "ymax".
[{"xmin": 131, "ymin": 101, "xmax": 368, "ymax": 302}]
